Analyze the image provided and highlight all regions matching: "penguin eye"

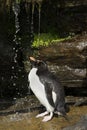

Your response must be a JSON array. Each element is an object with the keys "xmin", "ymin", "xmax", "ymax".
[
  {"xmin": 38, "ymin": 61, "xmax": 47, "ymax": 68},
  {"xmin": 37, "ymin": 62, "xmax": 42, "ymax": 66}
]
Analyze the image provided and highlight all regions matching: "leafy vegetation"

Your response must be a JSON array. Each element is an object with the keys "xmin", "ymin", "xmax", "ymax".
[{"xmin": 32, "ymin": 33, "xmax": 71, "ymax": 48}]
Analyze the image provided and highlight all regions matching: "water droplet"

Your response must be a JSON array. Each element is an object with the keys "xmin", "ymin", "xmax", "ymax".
[
  {"xmin": 14, "ymin": 60, "xmax": 17, "ymax": 63},
  {"xmin": 11, "ymin": 76, "xmax": 13, "ymax": 79},
  {"xmin": 16, "ymin": 49, "xmax": 18, "ymax": 52},
  {"xmin": 13, "ymin": 47, "xmax": 15, "ymax": 50},
  {"xmin": 1, "ymin": 77, "xmax": 4, "ymax": 80},
  {"xmin": 12, "ymin": 66, "xmax": 15, "ymax": 69},
  {"xmin": 13, "ymin": 83, "xmax": 16, "ymax": 86},
  {"xmin": 18, "ymin": 69, "xmax": 21, "ymax": 72},
  {"xmin": 13, "ymin": 97, "xmax": 16, "ymax": 100},
  {"xmin": 16, "ymin": 42, "xmax": 19, "ymax": 45},
  {"xmin": 14, "ymin": 75, "xmax": 18, "ymax": 79},
  {"xmin": 18, "ymin": 37, "xmax": 21, "ymax": 40}
]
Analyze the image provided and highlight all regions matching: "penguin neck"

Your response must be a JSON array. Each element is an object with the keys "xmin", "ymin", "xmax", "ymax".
[
  {"xmin": 31, "ymin": 67, "xmax": 38, "ymax": 74},
  {"xmin": 29, "ymin": 67, "xmax": 38, "ymax": 80}
]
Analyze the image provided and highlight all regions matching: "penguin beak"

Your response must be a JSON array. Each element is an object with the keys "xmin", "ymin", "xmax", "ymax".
[
  {"xmin": 29, "ymin": 56, "xmax": 41, "ymax": 63},
  {"xmin": 29, "ymin": 56, "xmax": 36, "ymax": 62}
]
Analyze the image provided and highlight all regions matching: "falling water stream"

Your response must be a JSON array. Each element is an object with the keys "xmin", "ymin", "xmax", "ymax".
[
  {"xmin": 12, "ymin": 2, "xmax": 21, "ymax": 88},
  {"xmin": 38, "ymin": 2, "xmax": 41, "ymax": 37},
  {"xmin": 37, "ymin": 1, "xmax": 41, "ymax": 44},
  {"xmin": 31, "ymin": 2, "xmax": 35, "ymax": 35}
]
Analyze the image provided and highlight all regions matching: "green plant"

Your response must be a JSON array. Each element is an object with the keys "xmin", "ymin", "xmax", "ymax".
[{"xmin": 32, "ymin": 33, "xmax": 70, "ymax": 48}]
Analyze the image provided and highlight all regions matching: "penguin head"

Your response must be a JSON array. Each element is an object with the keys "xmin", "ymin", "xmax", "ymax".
[{"xmin": 29, "ymin": 56, "xmax": 47, "ymax": 71}]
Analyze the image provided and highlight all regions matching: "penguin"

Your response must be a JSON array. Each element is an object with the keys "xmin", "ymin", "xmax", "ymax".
[{"xmin": 28, "ymin": 56, "xmax": 67, "ymax": 122}]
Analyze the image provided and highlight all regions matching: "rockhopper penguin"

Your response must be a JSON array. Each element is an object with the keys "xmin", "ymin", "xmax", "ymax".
[{"xmin": 28, "ymin": 57, "xmax": 67, "ymax": 122}]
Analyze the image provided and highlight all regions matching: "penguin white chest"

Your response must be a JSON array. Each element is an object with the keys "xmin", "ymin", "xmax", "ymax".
[
  {"xmin": 28, "ymin": 68, "xmax": 46, "ymax": 104},
  {"xmin": 28, "ymin": 68, "xmax": 54, "ymax": 112}
]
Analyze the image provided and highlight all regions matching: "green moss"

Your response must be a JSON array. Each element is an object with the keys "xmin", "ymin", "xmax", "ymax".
[{"xmin": 32, "ymin": 33, "xmax": 70, "ymax": 48}]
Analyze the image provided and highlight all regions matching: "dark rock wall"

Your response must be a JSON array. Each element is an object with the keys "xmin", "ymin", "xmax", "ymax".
[
  {"xmin": 39, "ymin": 0, "xmax": 87, "ymax": 36},
  {"xmin": 38, "ymin": 35, "xmax": 87, "ymax": 91}
]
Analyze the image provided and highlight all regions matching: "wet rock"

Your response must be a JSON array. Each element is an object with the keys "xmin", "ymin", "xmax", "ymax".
[
  {"xmin": 39, "ymin": 35, "xmax": 87, "ymax": 68},
  {"xmin": 0, "ymin": 96, "xmax": 41, "ymax": 116},
  {"xmin": 38, "ymin": 35, "xmax": 87, "ymax": 89},
  {"xmin": 62, "ymin": 114, "xmax": 87, "ymax": 130},
  {"xmin": 74, "ymin": 97, "xmax": 87, "ymax": 106},
  {"xmin": 65, "ymin": 96, "xmax": 87, "ymax": 105}
]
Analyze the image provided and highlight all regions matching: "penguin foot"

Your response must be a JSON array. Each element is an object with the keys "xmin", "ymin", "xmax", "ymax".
[
  {"xmin": 36, "ymin": 111, "xmax": 49, "ymax": 118},
  {"xmin": 42, "ymin": 112, "xmax": 53, "ymax": 122},
  {"xmin": 57, "ymin": 112, "xmax": 63, "ymax": 116}
]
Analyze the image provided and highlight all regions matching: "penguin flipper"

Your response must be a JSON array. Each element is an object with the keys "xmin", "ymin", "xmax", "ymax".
[{"xmin": 44, "ymin": 82, "xmax": 55, "ymax": 108}]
